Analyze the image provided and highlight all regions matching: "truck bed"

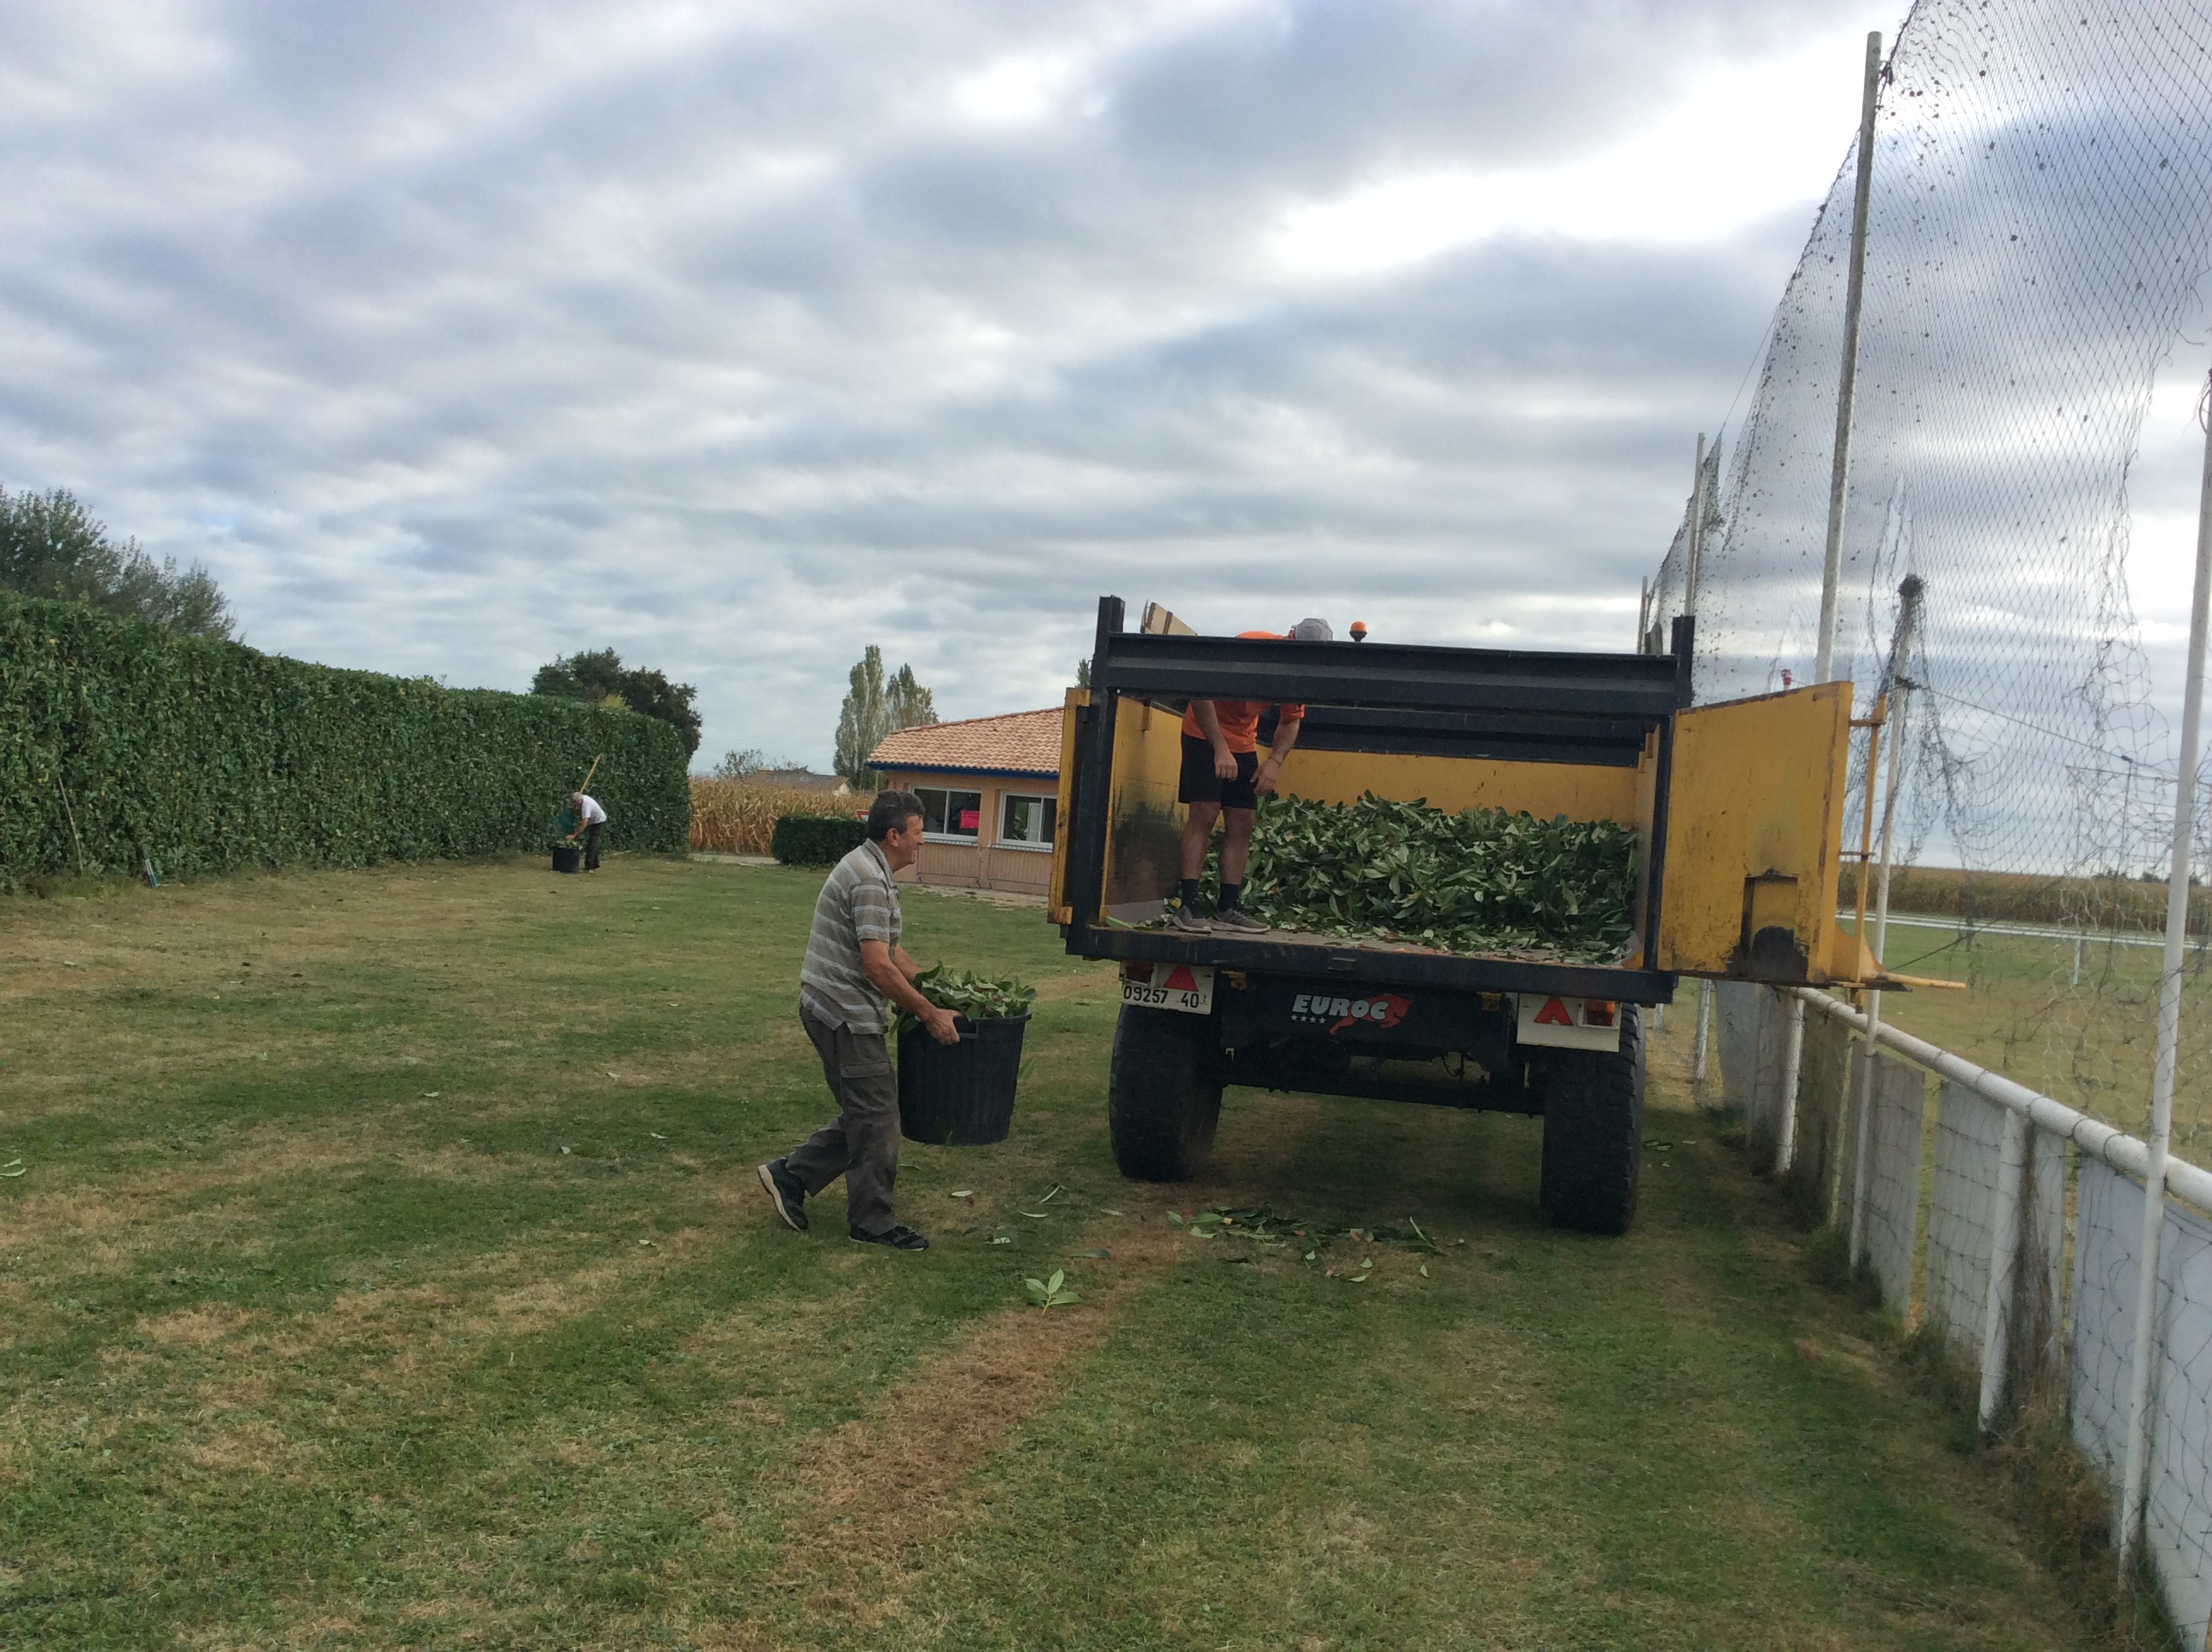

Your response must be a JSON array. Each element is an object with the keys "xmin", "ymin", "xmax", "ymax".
[{"xmin": 1082, "ymin": 912, "xmax": 1671, "ymax": 1002}]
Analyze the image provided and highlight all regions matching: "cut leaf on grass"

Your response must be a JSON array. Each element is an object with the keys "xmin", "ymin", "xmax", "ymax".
[
  {"xmin": 0, "ymin": 1157, "xmax": 24, "ymax": 1178},
  {"xmin": 422, "ymin": 1091, "xmax": 439, "ymax": 1098},
  {"xmin": 1022, "ymin": 1268, "xmax": 1080, "ymax": 1309},
  {"xmin": 1069, "ymin": 1248, "xmax": 1110, "ymax": 1259}
]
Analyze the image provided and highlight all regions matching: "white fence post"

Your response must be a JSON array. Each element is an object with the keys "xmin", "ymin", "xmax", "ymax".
[
  {"xmin": 1978, "ymin": 1110, "xmax": 2028, "ymax": 1430},
  {"xmin": 1775, "ymin": 992, "xmax": 1805, "ymax": 1175},
  {"xmin": 1692, "ymin": 978, "xmax": 1712, "ymax": 1088}
]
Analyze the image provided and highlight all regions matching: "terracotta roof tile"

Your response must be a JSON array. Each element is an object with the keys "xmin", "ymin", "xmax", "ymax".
[{"xmin": 869, "ymin": 707, "xmax": 1062, "ymax": 777}]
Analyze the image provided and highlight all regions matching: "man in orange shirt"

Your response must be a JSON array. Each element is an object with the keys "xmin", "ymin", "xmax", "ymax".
[{"xmin": 1173, "ymin": 617, "xmax": 1333, "ymax": 932}]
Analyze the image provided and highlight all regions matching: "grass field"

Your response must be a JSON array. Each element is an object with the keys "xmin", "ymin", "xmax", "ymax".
[
  {"xmin": 0, "ymin": 855, "xmax": 2113, "ymax": 1649},
  {"xmin": 1835, "ymin": 912, "xmax": 2212, "ymax": 1163}
]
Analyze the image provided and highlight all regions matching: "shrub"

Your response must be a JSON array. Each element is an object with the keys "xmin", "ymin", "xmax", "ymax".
[
  {"xmin": 690, "ymin": 779, "xmax": 852, "ymax": 854},
  {"xmin": 0, "ymin": 590, "xmax": 689, "ymax": 888},
  {"xmin": 771, "ymin": 813, "xmax": 868, "ymax": 866}
]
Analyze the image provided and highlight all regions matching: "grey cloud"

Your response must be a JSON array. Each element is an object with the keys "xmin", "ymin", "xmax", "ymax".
[{"xmin": 0, "ymin": 0, "xmax": 1903, "ymax": 766}]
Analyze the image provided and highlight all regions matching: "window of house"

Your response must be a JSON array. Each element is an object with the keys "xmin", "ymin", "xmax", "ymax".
[
  {"xmin": 999, "ymin": 794, "xmax": 1056, "ymax": 848},
  {"xmin": 916, "ymin": 787, "xmax": 982, "ymax": 841}
]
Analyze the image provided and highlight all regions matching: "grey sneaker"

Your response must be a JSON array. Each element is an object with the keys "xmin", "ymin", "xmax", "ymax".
[
  {"xmin": 1213, "ymin": 907, "xmax": 1269, "ymax": 933},
  {"xmin": 1169, "ymin": 903, "xmax": 1211, "ymax": 933},
  {"xmin": 851, "ymin": 1224, "xmax": 928, "ymax": 1251},
  {"xmin": 757, "ymin": 1160, "xmax": 808, "ymax": 1232}
]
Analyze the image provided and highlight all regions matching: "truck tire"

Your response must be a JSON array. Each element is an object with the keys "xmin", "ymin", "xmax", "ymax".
[
  {"xmin": 1536, "ymin": 1006, "xmax": 1644, "ymax": 1235},
  {"xmin": 1109, "ymin": 1005, "xmax": 1224, "ymax": 1181}
]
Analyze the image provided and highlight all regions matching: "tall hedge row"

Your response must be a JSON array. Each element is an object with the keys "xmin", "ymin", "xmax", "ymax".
[{"xmin": 0, "ymin": 591, "xmax": 689, "ymax": 887}]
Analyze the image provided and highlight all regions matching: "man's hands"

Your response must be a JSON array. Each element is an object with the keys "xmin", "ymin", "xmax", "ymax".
[
  {"xmin": 1253, "ymin": 758, "xmax": 1283, "ymax": 796},
  {"xmin": 864, "ymin": 939, "xmax": 963, "ymax": 1044},
  {"xmin": 1212, "ymin": 741, "xmax": 1238, "ymax": 782}
]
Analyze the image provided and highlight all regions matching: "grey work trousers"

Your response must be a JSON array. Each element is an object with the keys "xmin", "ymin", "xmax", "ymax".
[{"xmin": 786, "ymin": 1003, "xmax": 900, "ymax": 1235}]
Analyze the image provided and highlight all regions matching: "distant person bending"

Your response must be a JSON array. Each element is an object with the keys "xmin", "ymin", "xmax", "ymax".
[
  {"xmin": 1174, "ymin": 618, "xmax": 1333, "ymax": 933},
  {"xmin": 757, "ymin": 789, "xmax": 960, "ymax": 1251},
  {"xmin": 567, "ymin": 791, "xmax": 608, "ymax": 871}
]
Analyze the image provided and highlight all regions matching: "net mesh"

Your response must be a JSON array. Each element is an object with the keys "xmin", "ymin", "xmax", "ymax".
[
  {"xmin": 1648, "ymin": 0, "xmax": 2212, "ymax": 1161},
  {"xmin": 2148, "ymin": 1198, "xmax": 2212, "ymax": 1645},
  {"xmin": 1860, "ymin": 1050, "xmax": 1927, "ymax": 1316},
  {"xmin": 1925, "ymin": 1077, "xmax": 2005, "ymax": 1362}
]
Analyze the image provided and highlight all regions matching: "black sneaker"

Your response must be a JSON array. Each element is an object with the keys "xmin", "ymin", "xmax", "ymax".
[
  {"xmin": 756, "ymin": 1160, "xmax": 807, "ymax": 1232},
  {"xmin": 849, "ymin": 1224, "xmax": 928, "ymax": 1251}
]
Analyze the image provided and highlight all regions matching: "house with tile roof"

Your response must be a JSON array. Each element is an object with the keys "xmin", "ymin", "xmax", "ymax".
[{"xmin": 867, "ymin": 707, "xmax": 1062, "ymax": 896}]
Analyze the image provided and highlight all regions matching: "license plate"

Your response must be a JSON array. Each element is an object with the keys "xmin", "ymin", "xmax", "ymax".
[{"xmin": 1120, "ymin": 962, "xmax": 1216, "ymax": 1015}]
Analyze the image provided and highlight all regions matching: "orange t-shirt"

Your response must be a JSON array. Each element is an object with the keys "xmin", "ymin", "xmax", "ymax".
[{"xmin": 1179, "ymin": 630, "xmax": 1307, "ymax": 754}]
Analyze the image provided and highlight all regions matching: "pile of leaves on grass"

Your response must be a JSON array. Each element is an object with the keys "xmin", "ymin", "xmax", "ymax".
[
  {"xmin": 897, "ymin": 964, "xmax": 1037, "ymax": 1036},
  {"xmin": 1204, "ymin": 792, "xmax": 1638, "ymax": 962},
  {"xmin": 1171, "ymin": 1206, "xmax": 1452, "ymax": 1281}
]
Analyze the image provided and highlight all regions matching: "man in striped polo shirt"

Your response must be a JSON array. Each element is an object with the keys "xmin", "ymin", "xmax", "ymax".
[{"xmin": 757, "ymin": 789, "xmax": 960, "ymax": 1250}]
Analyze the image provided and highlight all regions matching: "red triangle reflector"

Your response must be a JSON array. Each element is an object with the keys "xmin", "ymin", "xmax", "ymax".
[
  {"xmin": 1163, "ymin": 965, "xmax": 1199, "ymax": 992},
  {"xmin": 1534, "ymin": 997, "xmax": 1574, "ymax": 1027}
]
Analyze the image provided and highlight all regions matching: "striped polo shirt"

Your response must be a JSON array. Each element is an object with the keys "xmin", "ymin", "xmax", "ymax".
[{"xmin": 799, "ymin": 838, "xmax": 902, "ymax": 1033}]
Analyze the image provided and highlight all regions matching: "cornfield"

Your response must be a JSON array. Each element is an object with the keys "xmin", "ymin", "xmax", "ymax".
[
  {"xmin": 1836, "ymin": 864, "xmax": 2212, "ymax": 936},
  {"xmin": 689, "ymin": 780, "xmax": 856, "ymax": 855}
]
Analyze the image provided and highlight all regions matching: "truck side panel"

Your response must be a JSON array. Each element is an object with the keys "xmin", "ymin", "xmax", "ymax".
[
  {"xmin": 1048, "ymin": 686, "xmax": 1088, "ymax": 925},
  {"xmin": 1658, "ymin": 683, "xmax": 1852, "ymax": 982},
  {"xmin": 1101, "ymin": 695, "xmax": 1187, "ymax": 923}
]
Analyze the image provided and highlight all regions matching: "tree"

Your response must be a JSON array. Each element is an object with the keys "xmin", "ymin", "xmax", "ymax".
[
  {"xmin": 0, "ymin": 485, "xmax": 235, "ymax": 637},
  {"xmin": 1075, "ymin": 657, "xmax": 1091, "ymax": 688},
  {"xmin": 712, "ymin": 747, "xmax": 767, "ymax": 781},
  {"xmin": 833, "ymin": 645, "xmax": 937, "ymax": 787},
  {"xmin": 533, "ymin": 647, "xmax": 701, "ymax": 756}
]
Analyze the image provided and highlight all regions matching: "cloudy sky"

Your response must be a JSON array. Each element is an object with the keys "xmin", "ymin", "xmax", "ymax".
[{"xmin": 2, "ymin": 0, "xmax": 1924, "ymax": 768}]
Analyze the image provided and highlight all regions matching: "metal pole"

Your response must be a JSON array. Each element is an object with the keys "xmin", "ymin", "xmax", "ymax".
[
  {"xmin": 1685, "ymin": 432, "xmax": 1708, "ymax": 615},
  {"xmin": 1639, "ymin": 576, "xmax": 1651, "ymax": 652},
  {"xmin": 1682, "ymin": 432, "xmax": 1713, "ymax": 1082},
  {"xmin": 2119, "ymin": 374, "xmax": 2212, "ymax": 1581},
  {"xmin": 1813, "ymin": 32, "xmax": 1883, "ymax": 683},
  {"xmin": 1848, "ymin": 578, "xmax": 1922, "ymax": 1265},
  {"xmin": 1796, "ymin": 32, "xmax": 1881, "ymax": 1200}
]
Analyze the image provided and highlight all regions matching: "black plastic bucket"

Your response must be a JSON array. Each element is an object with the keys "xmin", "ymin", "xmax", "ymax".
[
  {"xmin": 551, "ymin": 846, "xmax": 582, "ymax": 875},
  {"xmin": 898, "ymin": 1013, "xmax": 1029, "ymax": 1145}
]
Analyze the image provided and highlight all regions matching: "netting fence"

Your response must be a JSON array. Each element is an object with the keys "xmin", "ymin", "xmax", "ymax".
[
  {"xmin": 1650, "ymin": 0, "xmax": 2212, "ymax": 1160},
  {"xmin": 1671, "ymin": 2, "xmax": 2212, "ymax": 1632},
  {"xmin": 1716, "ymin": 984, "xmax": 2212, "ymax": 1642}
]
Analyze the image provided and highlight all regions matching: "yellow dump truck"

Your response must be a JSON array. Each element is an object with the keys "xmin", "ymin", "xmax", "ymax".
[{"xmin": 1046, "ymin": 596, "xmax": 1895, "ymax": 1233}]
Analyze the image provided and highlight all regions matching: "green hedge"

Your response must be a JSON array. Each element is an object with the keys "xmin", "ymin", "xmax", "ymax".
[
  {"xmin": 771, "ymin": 814, "xmax": 868, "ymax": 866},
  {"xmin": 0, "ymin": 591, "xmax": 689, "ymax": 887}
]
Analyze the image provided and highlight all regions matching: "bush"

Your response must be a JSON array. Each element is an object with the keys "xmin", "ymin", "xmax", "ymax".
[
  {"xmin": 771, "ymin": 813, "xmax": 867, "ymax": 866},
  {"xmin": 0, "ymin": 591, "xmax": 689, "ymax": 888}
]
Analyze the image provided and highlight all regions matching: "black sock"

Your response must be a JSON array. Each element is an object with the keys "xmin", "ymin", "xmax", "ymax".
[
  {"xmin": 1179, "ymin": 878, "xmax": 1201, "ymax": 910},
  {"xmin": 1219, "ymin": 881, "xmax": 1242, "ymax": 912}
]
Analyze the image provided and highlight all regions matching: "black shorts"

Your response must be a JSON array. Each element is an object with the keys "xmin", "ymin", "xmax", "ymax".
[{"xmin": 1179, "ymin": 734, "xmax": 1260, "ymax": 811}]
